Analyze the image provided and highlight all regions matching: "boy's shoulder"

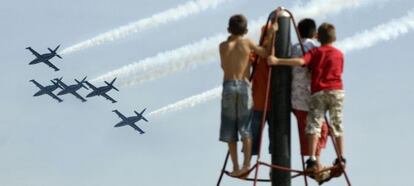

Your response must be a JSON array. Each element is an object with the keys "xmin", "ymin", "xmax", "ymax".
[
  {"xmin": 219, "ymin": 40, "xmax": 230, "ymax": 51},
  {"xmin": 312, "ymin": 45, "xmax": 343, "ymax": 56},
  {"xmin": 220, "ymin": 37, "xmax": 253, "ymax": 47}
]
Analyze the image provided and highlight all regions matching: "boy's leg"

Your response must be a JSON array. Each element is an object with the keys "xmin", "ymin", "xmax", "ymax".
[
  {"xmin": 335, "ymin": 136, "xmax": 344, "ymax": 157},
  {"xmin": 241, "ymin": 137, "xmax": 252, "ymax": 174},
  {"xmin": 306, "ymin": 134, "xmax": 319, "ymax": 160},
  {"xmin": 328, "ymin": 90, "xmax": 345, "ymax": 157},
  {"xmin": 237, "ymin": 81, "xmax": 253, "ymax": 177},
  {"xmin": 250, "ymin": 111, "xmax": 262, "ymax": 156},
  {"xmin": 220, "ymin": 82, "xmax": 239, "ymax": 175},
  {"xmin": 306, "ymin": 92, "xmax": 327, "ymax": 173},
  {"xmin": 228, "ymin": 142, "xmax": 240, "ymax": 176},
  {"xmin": 293, "ymin": 109, "xmax": 309, "ymax": 156},
  {"xmin": 313, "ymin": 121, "xmax": 330, "ymax": 181},
  {"xmin": 328, "ymin": 90, "xmax": 346, "ymax": 177}
]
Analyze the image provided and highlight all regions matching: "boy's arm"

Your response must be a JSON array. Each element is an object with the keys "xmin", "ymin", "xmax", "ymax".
[
  {"xmin": 249, "ymin": 22, "xmax": 278, "ymax": 58},
  {"xmin": 219, "ymin": 42, "xmax": 226, "ymax": 69},
  {"xmin": 267, "ymin": 56, "xmax": 305, "ymax": 66},
  {"xmin": 248, "ymin": 39, "xmax": 268, "ymax": 58},
  {"xmin": 262, "ymin": 22, "xmax": 278, "ymax": 49}
]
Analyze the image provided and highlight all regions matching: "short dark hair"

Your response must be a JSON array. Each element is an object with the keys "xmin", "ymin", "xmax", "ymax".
[
  {"xmin": 298, "ymin": 18, "xmax": 316, "ymax": 39},
  {"xmin": 228, "ymin": 14, "xmax": 248, "ymax": 35},
  {"xmin": 318, "ymin": 23, "xmax": 336, "ymax": 45}
]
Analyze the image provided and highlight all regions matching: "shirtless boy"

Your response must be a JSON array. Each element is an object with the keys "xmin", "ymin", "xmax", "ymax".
[{"xmin": 219, "ymin": 14, "xmax": 277, "ymax": 177}]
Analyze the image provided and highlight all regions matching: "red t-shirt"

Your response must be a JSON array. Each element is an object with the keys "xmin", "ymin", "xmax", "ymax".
[
  {"xmin": 251, "ymin": 56, "xmax": 270, "ymax": 111},
  {"xmin": 251, "ymin": 25, "xmax": 272, "ymax": 111},
  {"xmin": 303, "ymin": 45, "xmax": 344, "ymax": 94}
]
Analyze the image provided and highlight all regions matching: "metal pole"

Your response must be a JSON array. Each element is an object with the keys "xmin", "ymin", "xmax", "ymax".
[{"xmin": 269, "ymin": 10, "xmax": 292, "ymax": 186}]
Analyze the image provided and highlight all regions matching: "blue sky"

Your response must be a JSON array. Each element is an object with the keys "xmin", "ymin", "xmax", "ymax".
[{"xmin": 1, "ymin": 0, "xmax": 414, "ymax": 185}]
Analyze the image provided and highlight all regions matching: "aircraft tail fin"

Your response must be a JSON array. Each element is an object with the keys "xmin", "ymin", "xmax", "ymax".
[
  {"xmin": 140, "ymin": 108, "xmax": 147, "ymax": 115},
  {"xmin": 54, "ymin": 45, "xmax": 61, "ymax": 52},
  {"xmin": 105, "ymin": 78, "xmax": 119, "ymax": 91},
  {"xmin": 135, "ymin": 108, "xmax": 148, "ymax": 122},
  {"xmin": 54, "ymin": 77, "xmax": 63, "ymax": 82},
  {"xmin": 48, "ymin": 45, "xmax": 62, "ymax": 59},
  {"xmin": 75, "ymin": 76, "xmax": 88, "ymax": 90},
  {"xmin": 51, "ymin": 78, "xmax": 63, "ymax": 89}
]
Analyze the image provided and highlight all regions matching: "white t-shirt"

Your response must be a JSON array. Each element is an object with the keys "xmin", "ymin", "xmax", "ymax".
[{"xmin": 291, "ymin": 38, "xmax": 318, "ymax": 111}]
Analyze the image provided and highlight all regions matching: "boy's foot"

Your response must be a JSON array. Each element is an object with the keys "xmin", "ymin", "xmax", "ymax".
[
  {"xmin": 315, "ymin": 168, "xmax": 332, "ymax": 185},
  {"xmin": 331, "ymin": 157, "xmax": 346, "ymax": 177},
  {"xmin": 229, "ymin": 169, "xmax": 240, "ymax": 177},
  {"xmin": 305, "ymin": 158, "xmax": 319, "ymax": 178},
  {"xmin": 238, "ymin": 165, "xmax": 251, "ymax": 178}
]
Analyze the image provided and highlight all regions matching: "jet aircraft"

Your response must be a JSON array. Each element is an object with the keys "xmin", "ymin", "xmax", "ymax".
[
  {"xmin": 26, "ymin": 45, "xmax": 62, "ymax": 71},
  {"xmin": 113, "ymin": 108, "xmax": 148, "ymax": 134},
  {"xmin": 54, "ymin": 77, "xmax": 88, "ymax": 102},
  {"xmin": 85, "ymin": 78, "xmax": 118, "ymax": 103},
  {"xmin": 29, "ymin": 78, "xmax": 63, "ymax": 102}
]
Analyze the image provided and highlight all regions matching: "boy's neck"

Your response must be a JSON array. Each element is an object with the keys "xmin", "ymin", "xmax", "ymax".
[
  {"xmin": 301, "ymin": 37, "xmax": 314, "ymax": 40},
  {"xmin": 321, "ymin": 42, "xmax": 334, "ymax": 46},
  {"xmin": 228, "ymin": 35, "xmax": 243, "ymax": 40}
]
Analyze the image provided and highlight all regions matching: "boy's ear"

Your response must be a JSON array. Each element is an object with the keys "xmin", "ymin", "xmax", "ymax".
[{"xmin": 245, "ymin": 28, "xmax": 248, "ymax": 35}]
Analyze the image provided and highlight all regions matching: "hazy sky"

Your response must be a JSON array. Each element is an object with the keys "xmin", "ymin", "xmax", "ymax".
[{"xmin": 1, "ymin": 0, "xmax": 414, "ymax": 185}]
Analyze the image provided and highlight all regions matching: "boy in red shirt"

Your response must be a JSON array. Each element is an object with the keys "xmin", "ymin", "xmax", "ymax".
[{"xmin": 268, "ymin": 23, "xmax": 346, "ymax": 179}]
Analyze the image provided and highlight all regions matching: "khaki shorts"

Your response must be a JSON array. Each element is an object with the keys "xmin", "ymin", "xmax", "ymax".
[{"xmin": 306, "ymin": 90, "xmax": 345, "ymax": 137}]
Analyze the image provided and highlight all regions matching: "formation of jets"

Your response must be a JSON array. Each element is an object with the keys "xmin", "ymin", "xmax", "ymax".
[
  {"xmin": 29, "ymin": 77, "xmax": 119, "ymax": 103},
  {"xmin": 27, "ymin": 45, "xmax": 148, "ymax": 134}
]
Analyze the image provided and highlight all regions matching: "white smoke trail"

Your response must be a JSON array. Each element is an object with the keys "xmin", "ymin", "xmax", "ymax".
[
  {"xmin": 93, "ymin": 32, "xmax": 226, "ymax": 85},
  {"xmin": 147, "ymin": 86, "xmax": 222, "ymax": 117},
  {"xmin": 119, "ymin": 19, "xmax": 266, "ymax": 87},
  {"xmin": 91, "ymin": 18, "xmax": 265, "ymax": 84},
  {"xmin": 293, "ymin": 0, "xmax": 382, "ymax": 20},
  {"xmin": 60, "ymin": 0, "xmax": 234, "ymax": 55},
  {"xmin": 336, "ymin": 10, "xmax": 414, "ymax": 53},
  {"xmin": 92, "ymin": 0, "xmax": 381, "ymax": 85},
  {"xmin": 149, "ymin": 10, "xmax": 414, "ymax": 117}
]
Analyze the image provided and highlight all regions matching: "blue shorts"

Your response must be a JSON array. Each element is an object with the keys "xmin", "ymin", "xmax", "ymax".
[{"xmin": 219, "ymin": 80, "xmax": 253, "ymax": 143}]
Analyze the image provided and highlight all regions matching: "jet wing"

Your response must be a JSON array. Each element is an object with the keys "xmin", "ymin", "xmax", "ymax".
[
  {"xmin": 101, "ymin": 93, "xmax": 117, "ymax": 103},
  {"xmin": 84, "ymin": 81, "xmax": 98, "ymax": 91},
  {"xmin": 29, "ymin": 80, "xmax": 44, "ymax": 89},
  {"xmin": 47, "ymin": 92, "xmax": 63, "ymax": 102},
  {"xmin": 129, "ymin": 123, "xmax": 145, "ymax": 134},
  {"xmin": 70, "ymin": 91, "xmax": 87, "ymax": 102},
  {"xmin": 26, "ymin": 47, "xmax": 41, "ymax": 58},
  {"xmin": 43, "ymin": 60, "xmax": 59, "ymax": 71},
  {"xmin": 113, "ymin": 110, "xmax": 127, "ymax": 120}
]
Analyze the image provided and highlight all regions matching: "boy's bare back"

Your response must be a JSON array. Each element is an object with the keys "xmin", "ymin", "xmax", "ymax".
[
  {"xmin": 220, "ymin": 37, "xmax": 251, "ymax": 81},
  {"xmin": 220, "ymin": 37, "xmax": 267, "ymax": 81}
]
